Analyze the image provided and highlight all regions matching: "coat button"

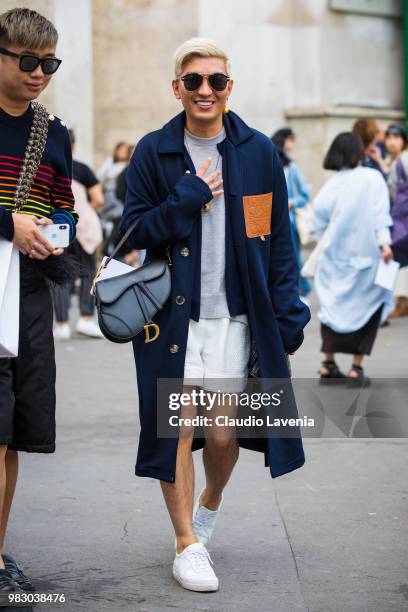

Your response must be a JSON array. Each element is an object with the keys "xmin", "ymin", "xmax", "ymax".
[
  {"xmin": 175, "ymin": 295, "xmax": 185, "ymax": 305},
  {"xmin": 180, "ymin": 247, "xmax": 189, "ymax": 257},
  {"xmin": 169, "ymin": 344, "xmax": 179, "ymax": 353}
]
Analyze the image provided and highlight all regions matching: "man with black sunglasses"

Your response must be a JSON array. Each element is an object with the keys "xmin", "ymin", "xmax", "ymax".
[
  {"xmin": 0, "ymin": 7, "xmax": 77, "ymax": 599},
  {"xmin": 122, "ymin": 37, "xmax": 310, "ymax": 592},
  {"xmin": 0, "ymin": 46, "xmax": 61, "ymax": 75}
]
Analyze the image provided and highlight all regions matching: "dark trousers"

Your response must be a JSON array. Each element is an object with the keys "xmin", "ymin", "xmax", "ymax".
[
  {"xmin": 0, "ymin": 256, "xmax": 56, "ymax": 452},
  {"xmin": 53, "ymin": 240, "xmax": 96, "ymax": 321}
]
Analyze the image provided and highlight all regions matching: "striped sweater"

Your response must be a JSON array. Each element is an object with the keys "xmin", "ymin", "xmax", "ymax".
[{"xmin": 0, "ymin": 103, "xmax": 78, "ymax": 242}]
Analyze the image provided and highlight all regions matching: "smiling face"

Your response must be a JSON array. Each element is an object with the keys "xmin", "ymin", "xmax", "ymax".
[
  {"xmin": 0, "ymin": 45, "xmax": 55, "ymax": 104},
  {"xmin": 172, "ymin": 55, "xmax": 233, "ymax": 135}
]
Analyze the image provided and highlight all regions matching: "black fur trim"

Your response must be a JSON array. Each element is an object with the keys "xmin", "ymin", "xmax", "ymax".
[{"xmin": 20, "ymin": 252, "xmax": 79, "ymax": 286}]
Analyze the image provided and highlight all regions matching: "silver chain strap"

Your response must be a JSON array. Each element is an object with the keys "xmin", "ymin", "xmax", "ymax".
[{"xmin": 14, "ymin": 101, "xmax": 50, "ymax": 212}]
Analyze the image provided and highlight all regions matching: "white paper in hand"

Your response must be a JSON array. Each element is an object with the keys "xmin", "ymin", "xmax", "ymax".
[
  {"xmin": 375, "ymin": 259, "xmax": 400, "ymax": 291},
  {"xmin": 0, "ymin": 240, "xmax": 20, "ymax": 357},
  {"xmin": 91, "ymin": 256, "xmax": 135, "ymax": 295}
]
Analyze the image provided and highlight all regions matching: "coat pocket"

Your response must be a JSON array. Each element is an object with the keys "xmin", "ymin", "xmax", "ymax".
[{"xmin": 243, "ymin": 192, "xmax": 273, "ymax": 239}]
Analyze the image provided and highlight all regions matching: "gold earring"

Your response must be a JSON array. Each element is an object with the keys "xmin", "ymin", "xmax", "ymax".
[{"xmin": 223, "ymin": 104, "xmax": 229, "ymax": 114}]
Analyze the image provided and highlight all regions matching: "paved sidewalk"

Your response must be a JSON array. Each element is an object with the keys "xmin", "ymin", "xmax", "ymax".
[{"xmin": 7, "ymin": 297, "xmax": 408, "ymax": 611}]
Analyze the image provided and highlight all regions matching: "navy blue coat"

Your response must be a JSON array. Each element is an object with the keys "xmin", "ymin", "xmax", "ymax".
[{"xmin": 121, "ymin": 110, "xmax": 311, "ymax": 483}]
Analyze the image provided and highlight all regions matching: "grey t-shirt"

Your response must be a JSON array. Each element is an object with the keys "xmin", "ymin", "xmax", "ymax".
[{"xmin": 184, "ymin": 127, "xmax": 230, "ymax": 318}]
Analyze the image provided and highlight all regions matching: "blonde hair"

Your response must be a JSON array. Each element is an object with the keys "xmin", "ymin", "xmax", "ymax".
[
  {"xmin": 173, "ymin": 37, "xmax": 231, "ymax": 78},
  {"xmin": 0, "ymin": 8, "xmax": 58, "ymax": 49}
]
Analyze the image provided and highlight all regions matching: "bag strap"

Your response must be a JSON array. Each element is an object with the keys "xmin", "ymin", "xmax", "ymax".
[
  {"xmin": 92, "ymin": 217, "xmax": 140, "ymax": 294},
  {"xmin": 103, "ymin": 217, "xmax": 140, "ymax": 268},
  {"xmin": 14, "ymin": 102, "xmax": 50, "ymax": 212},
  {"xmin": 101, "ymin": 216, "xmax": 173, "ymax": 271},
  {"xmin": 92, "ymin": 214, "xmax": 173, "ymax": 294}
]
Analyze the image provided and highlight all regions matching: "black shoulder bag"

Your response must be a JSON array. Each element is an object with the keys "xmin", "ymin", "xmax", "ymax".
[{"xmin": 94, "ymin": 220, "xmax": 171, "ymax": 344}]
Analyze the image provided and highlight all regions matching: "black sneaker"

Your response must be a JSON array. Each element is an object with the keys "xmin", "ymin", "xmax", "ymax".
[
  {"xmin": 0, "ymin": 568, "xmax": 23, "ymax": 593},
  {"xmin": 2, "ymin": 556, "xmax": 35, "ymax": 592}
]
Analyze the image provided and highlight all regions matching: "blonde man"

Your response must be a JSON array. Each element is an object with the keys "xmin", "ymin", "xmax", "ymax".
[{"xmin": 122, "ymin": 38, "xmax": 309, "ymax": 591}]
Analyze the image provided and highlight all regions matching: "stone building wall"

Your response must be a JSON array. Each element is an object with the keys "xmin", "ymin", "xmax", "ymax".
[
  {"xmin": 198, "ymin": 0, "xmax": 403, "ymax": 192},
  {"xmin": 0, "ymin": 0, "xmax": 403, "ymax": 191},
  {"xmin": 92, "ymin": 0, "xmax": 198, "ymax": 169}
]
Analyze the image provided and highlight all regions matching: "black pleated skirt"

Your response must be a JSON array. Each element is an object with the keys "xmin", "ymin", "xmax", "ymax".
[{"xmin": 320, "ymin": 304, "xmax": 383, "ymax": 356}]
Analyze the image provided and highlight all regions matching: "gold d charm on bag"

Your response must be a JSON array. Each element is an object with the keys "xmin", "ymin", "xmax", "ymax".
[{"xmin": 144, "ymin": 322, "xmax": 160, "ymax": 343}]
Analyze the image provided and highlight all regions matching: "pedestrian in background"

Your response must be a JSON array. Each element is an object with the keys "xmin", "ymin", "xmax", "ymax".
[
  {"xmin": 103, "ymin": 145, "xmax": 142, "ymax": 265},
  {"xmin": 384, "ymin": 125, "xmax": 407, "ymax": 189},
  {"xmin": 271, "ymin": 127, "xmax": 312, "ymax": 301},
  {"xmin": 388, "ymin": 136, "xmax": 408, "ymax": 318},
  {"xmin": 53, "ymin": 129, "xmax": 104, "ymax": 340},
  {"xmin": 313, "ymin": 133, "xmax": 393, "ymax": 385},
  {"xmin": 98, "ymin": 141, "xmax": 131, "ymax": 183},
  {"xmin": 352, "ymin": 117, "xmax": 389, "ymax": 178},
  {"xmin": 99, "ymin": 141, "xmax": 132, "ymax": 229},
  {"xmin": 375, "ymin": 121, "xmax": 388, "ymax": 159}
]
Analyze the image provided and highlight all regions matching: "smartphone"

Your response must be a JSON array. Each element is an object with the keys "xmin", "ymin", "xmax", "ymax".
[{"xmin": 39, "ymin": 223, "xmax": 70, "ymax": 248}]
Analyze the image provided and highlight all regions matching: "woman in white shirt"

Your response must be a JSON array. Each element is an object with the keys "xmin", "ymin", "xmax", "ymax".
[{"xmin": 313, "ymin": 133, "xmax": 393, "ymax": 385}]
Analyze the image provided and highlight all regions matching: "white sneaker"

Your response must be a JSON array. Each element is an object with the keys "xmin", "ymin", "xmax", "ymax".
[
  {"xmin": 192, "ymin": 488, "xmax": 223, "ymax": 546},
  {"xmin": 173, "ymin": 542, "xmax": 219, "ymax": 592},
  {"xmin": 53, "ymin": 322, "xmax": 71, "ymax": 341},
  {"xmin": 76, "ymin": 317, "xmax": 104, "ymax": 338}
]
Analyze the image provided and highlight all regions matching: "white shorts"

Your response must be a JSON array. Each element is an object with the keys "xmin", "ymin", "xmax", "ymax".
[{"xmin": 183, "ymin": 315, "xmax": 250, "ymax": 392}]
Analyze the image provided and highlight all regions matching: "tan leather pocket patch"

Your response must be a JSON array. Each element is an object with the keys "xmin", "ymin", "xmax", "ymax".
[{"xmin": 243, "ymin": 192, "xmax": 273, "ymax": 239}]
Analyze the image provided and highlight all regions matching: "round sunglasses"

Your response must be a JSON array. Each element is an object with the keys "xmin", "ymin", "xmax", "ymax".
[
  {"xmin": 0, "ymin": 47, "xmax": 62, "ymax": 75},
  {"xmin": 180, "ymin": 72, "xmax": 230, "ymax": 92}
]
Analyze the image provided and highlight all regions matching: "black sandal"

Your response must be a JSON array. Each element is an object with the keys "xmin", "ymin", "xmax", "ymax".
[
  {"xmin": 319, "ymin": 360, "xmax": 347, "ymax": 385},
  {"xmin": 346, "ymin": 364, "xmax": 371, "ymax": 388}
]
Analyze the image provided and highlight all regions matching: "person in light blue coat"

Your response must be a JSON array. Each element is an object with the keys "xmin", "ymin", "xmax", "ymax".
[
  {"xmin": 313, "ymin": 133, "xmax": 393, "ymax": 385},
  {"xmin": 271, "ymin": 128, "xmax": 311, "ymax": 298}
]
